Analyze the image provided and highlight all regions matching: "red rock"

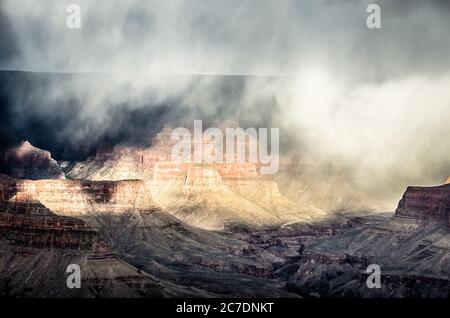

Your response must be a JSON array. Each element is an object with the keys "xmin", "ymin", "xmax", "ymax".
[
  {"xmin": 0, "ymin": 200, "xmax": 107, "ymax": 250},
  {"xmin": 67, "ymin": 125, "xmax": 261, "ymax": 181},
  {"xmin": 395, "ymin": 184, "xmax": 450, "ymax": 226}
]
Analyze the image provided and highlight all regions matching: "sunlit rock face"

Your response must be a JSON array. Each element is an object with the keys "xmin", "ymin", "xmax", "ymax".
[
  {"xmin": 65, "ymin": 127, "xmax": 262, "ymax": 182},
  {"xmin": 0, "ymin": 172, "xmax": 288, "ymax": 297},
  {"xmin": 65, "ymin": 128, "xmax": 174, "ymax": 181},
  {"xmin": 0, "ymin": 179, "xmax": 200, "ymax": 297},
  {"xmin": 0, "ymin": 174, "xmax": 111, "ymax": 281},
  {"xmin": 0, "ymin": 175, "xmax": 159, "ymax": 217},
  {"xmin": 61, "ymin": 127, "xmax": 325, "ymax": 230},
  {"xmin": 149, "ymin": 165, "xmax": 285, "ymax": 230},
  {"xmin": 0, "ymin": 127, "xmax": 374, "ymax": 230},
  {"xmin": 2, "ymin": 141, "xmax": 65, "ymax": 180},
  {"xmin": 446, "ymin": 176, "xmax": 450, "ymax": 184}
]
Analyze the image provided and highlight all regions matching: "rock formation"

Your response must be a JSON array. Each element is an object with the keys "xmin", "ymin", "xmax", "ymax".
[
  {"xmin": 2, "ymin": 141, "xmax": 65, "ymax": 180},
  {"xmin": 0, "ymin": 175, "xmax": 219, "ymax": 297},
  {"xmin": 277, "ymin": 180, "xmax": 450, "ymax": 297},
  {"xmin": 0, "ymin": 201, "xmax": 107, "ymax": 250},
  {"xmin": 396, "ymin": 184, "xmax": 450, "ymax": 225},
  {"xmin": 61, "ymin": 127, "xmax": 328, "ymax": 230},
  {"xmin": 0, "ymin": 172, "xmax": 300, "ymax": 297},
  {"xmin": 0, "ymin": 176, "xmax": 159, "ymax": 217}
]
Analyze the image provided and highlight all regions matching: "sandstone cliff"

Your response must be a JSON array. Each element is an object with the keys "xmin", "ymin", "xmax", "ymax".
[
  {"xmin": 0, "ymin": 176, "xmax": 159, "ymax": 217},
  {"xmin": 61, "ymin": 128, "xmax": 325, "ymax": 230}
]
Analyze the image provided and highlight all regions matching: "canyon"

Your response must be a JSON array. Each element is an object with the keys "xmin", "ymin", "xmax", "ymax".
[
  {"xmin": 277, "ymin": 184, "xmax": 450, "ymax": 297},
  {"xmin": 0, "ymin": 136, "xmax": 449, "ymax": 297},
  {"xmin": 60, "ymin": 130, "xmax": 334, "ymax": 230}
]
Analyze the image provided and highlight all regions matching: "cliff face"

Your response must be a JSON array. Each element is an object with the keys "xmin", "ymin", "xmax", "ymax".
[
  {"xmin": 0, "ymin": 212, "xmax": 106, "ymax": 250},
  {"xmin": 65, "ymin": 128, "xmax": 260, "ymax": 182},
  {"xmin": 61, "ymin": 128, "xmax": 322, "ymax": 230},
  {"xmin": 395, "ymin": 184, "xmax": 450, "ymax": 226},
  {"xmin": 0, "ymin": 203, "xmax": 205, "ymax": 298},
  {"xmin": 278, "ymin": 182, "xmax": 450, "ymax": 298},
  {"xmin": 0, "ymin": 174, "xmax": 201, "ymax": 297},
  {"xmin": 1, "ymin": 177, "xmax": 159, "ymax": 217},
  {"xmin": 2, "ymin": 141, "xmax": 65, "ymax": 180}
]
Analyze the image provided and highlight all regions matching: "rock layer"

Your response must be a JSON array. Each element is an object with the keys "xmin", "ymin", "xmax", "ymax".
[
  {"xmin": 396, "ymin": 184, "xmax": 450, "ymax": 226},
  {"xmin": 277, "ymin": 181, "xmax": 450, "ymax": 297},
  {"xmin": 0, "ymin": 176, "xmax": 159, "ymax": 217},
  {"xmin": 62, "ymin": 128, "xmax": 327, "ymax": 229}
]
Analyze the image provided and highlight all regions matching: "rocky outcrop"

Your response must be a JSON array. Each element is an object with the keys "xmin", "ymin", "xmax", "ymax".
[
  {"xmin": 0, "ymin": 213, "xmax": 106, "ymax": 250},
  {"xmin": 395, "ymin": 184, "xmax": 450, "ymax": 226},
  {"xmin": 65, "ymin": 128, "xmax": 174, "ymax": 181},
  {"xmin": 66, "ymin": 127, "xmax": 259, "ymax": 182},
  {"xmin": 2, "ymin": 141, "xmax": 65, "ymax": 180},
  {"xmin": 276, "ymin": 181, "xmax": 450, "ymax": 298},
  {"xmin": 0, "ymin": 176, "xmax": 159, "ymax": 217}
]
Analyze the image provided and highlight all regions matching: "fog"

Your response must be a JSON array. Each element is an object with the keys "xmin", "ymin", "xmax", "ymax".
[{"xmin": 1, "ymin": 0, "xmax": 449, "ymax": 200}]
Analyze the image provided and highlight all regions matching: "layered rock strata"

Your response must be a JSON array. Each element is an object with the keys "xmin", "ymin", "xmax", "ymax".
[
  {"xmin": 63, "ymin": 129, "xmax": 326, "ymax": 229},
  {"xmin": 0, "ymin": 176, "xmax": 159, "ymax": 217},
  {"xmin": 277, "ymin": 181, "xmax": 450, "ymax": 297},
  {"xmin": 396, "ymin": 184, "xmax": 450, "ymax": 226}
]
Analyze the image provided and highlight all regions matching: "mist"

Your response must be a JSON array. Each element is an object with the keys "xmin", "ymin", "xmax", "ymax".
[{"xmin": 0, "ymin": 0, "xmax": 450, "ymax": 201}]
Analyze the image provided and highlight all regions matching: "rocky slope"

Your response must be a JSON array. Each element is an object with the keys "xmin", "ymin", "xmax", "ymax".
[
  {"xmin": 2, "ymin": 178, "xmax": 158, "ymax": 217},
  {"xmin": 2, "ymin": 171, "xmax": 449, "ymax": 297},
  {"xmin": 0, "ymin": 193, "xmax": 208, "ymax": 297},
  {"xmin": 0, "ymin": 173, "xmax": 300, "ymax": 297},
  {"xmin": 148, "ymin": 164, "xmax": 326, "ymax": 230},
  {"xmin": 2, "ymin": 133, "xmax": 448, "ymax": 297},
  {"xmin": 276, "ymin": 183, "xmax": 450, "ymax": 297}
]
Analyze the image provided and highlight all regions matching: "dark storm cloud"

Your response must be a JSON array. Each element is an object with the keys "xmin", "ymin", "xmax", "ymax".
[
  {"xmin": 1, "ymin": 0, "xmax": 449, "ymax": 79},
  {"xmin": 0, "ymin": 71, "xmax": 285, "ymax": 160},
  {"xmin": 0, "ymin": 0, "xmax": 449, "ymax": 202},
  {"xmin": 0, "ymin": 71, "xmax": 176, "ymax": 159}
]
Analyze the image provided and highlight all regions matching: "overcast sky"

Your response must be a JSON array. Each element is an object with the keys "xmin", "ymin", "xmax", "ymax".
[
  {"xmin": 1, "ymin": 0, "xmax": 449, "ymax": 78},
  {"xmin": 0, "ymin": 0, "xmax": 449, "ymax": 198}
]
